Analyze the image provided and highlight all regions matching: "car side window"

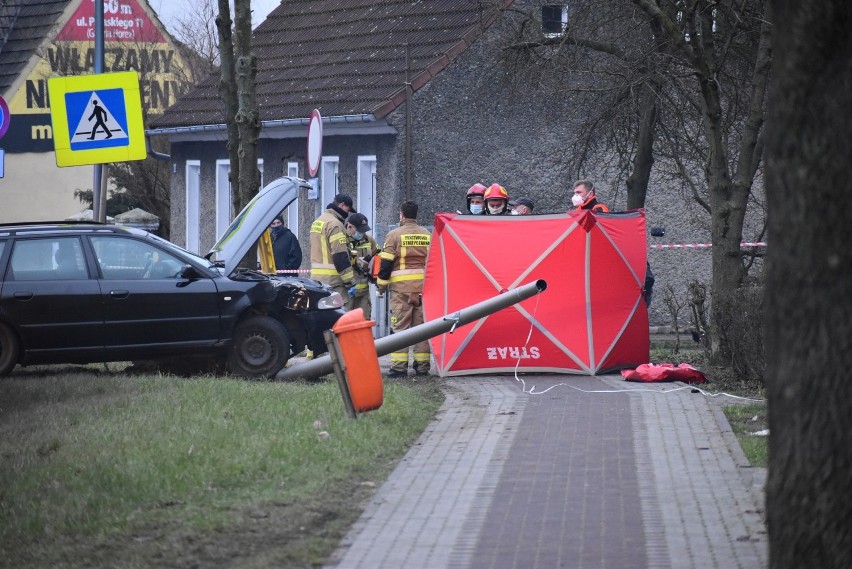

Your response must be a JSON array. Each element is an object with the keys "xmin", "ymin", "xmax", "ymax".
[
  {"xmin": 91, "ymin": 236, "xmax": 185, "ymax": 280},
  {"xmin": 10, "ymin": 237, "xmax": 89, "ymax": 280}
]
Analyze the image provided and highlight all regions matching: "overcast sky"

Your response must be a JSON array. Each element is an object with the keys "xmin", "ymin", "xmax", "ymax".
[{"xmin": 150, "ymin": 0, "xmax": 281, "ymax": 31}]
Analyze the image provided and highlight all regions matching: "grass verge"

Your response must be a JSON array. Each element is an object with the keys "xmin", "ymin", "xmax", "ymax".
[
  {"xmin": 722, "ymin": 403, "xmax": 768, "ymax": 467},
  {"xmin": 0, "ymin": 366, "xmax": 443, "ymax": 569}
]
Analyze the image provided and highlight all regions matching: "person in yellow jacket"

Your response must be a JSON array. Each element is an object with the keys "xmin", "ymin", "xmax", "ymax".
[
  {"xmin": 310, "ymin": 194, "xmax": 357, "ymax": 303},
  {"xmin": 344, "ymin": 212, "xmax": 380, "ymax": 319},
  {"xmin": 377, "ymin": 201, "xmax": 431, "ymax": 377}
]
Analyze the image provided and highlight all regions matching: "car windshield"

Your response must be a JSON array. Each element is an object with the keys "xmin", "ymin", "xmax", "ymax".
[{"xmin": 123, "ymin": 228, "xmax": 220, "ymax": 272}]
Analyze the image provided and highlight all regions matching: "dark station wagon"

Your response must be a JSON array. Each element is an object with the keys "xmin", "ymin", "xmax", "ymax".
[{"xmin": 0, "ymin": 177, "xmax": 345, "ymax": 378}]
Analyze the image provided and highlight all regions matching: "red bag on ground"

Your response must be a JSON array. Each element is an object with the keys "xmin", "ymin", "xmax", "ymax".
[{"xmin": 620, "ymin": 363, "xmax": 707, "ymax": 384}]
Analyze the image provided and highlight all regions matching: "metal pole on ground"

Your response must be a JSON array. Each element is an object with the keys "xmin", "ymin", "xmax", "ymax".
[{"xmin": 278, "ymin": 279, "xmax": 547, "ymax": 380}]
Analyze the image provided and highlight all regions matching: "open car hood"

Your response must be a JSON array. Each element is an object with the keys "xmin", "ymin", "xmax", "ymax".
[{"xmin": 207, "ymin": 176, "xmax": 308, "ymax": 275}]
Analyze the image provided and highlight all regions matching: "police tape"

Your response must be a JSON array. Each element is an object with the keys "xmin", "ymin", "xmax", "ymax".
[
  {"xmin": 649, "ymin": 242, "xmax": 767, "ymax": 249},
  {"xmin": 275, "ymin": 269, "xmax": 313, "ymax": 274}
]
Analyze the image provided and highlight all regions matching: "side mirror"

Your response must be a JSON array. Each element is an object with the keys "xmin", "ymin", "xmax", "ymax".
[{"xmin": 179, "ymin": 264, "xmax": 201, "ymax": 280}]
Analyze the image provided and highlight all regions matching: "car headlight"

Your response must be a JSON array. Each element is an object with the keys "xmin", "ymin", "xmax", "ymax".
[{"xmin": 317, "ymin": 291, "xmax": 344, "ymax": 310}]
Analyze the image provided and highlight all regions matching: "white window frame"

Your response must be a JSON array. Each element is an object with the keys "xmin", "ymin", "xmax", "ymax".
[
  {"xmin": 320, "ymin": 156, "xmax": 339, "ymax": 209},
  {"xmin": 287, "ymin": 161, "xmax": 300, "ymax": 230},
  {"xmin": 214, "ymin": 159, "xmax": 265, "ymax": 241},
  {"xmin": 185, "ymin": 160, "xmax": 201, "ymax": 253},
  {"xmin": 542, "ymin": 5, "xmax": 568, "ymax": 38},
  {"xmin": 215, "ymin": 159, "xmax": 231, "ymax": 242},
  {"xmin": 357, "ymin": 155, "xmax": 377, "ymax": 227}
]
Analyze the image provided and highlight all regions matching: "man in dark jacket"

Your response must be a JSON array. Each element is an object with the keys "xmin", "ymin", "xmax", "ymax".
[{"xmin": 270, "ymin": 215, "xmax": 303, "ymax": 272}]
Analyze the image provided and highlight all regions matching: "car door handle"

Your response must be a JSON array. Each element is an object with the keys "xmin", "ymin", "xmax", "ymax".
[
  {"xmin": 13, "ymin": 291, "xmax": 34, "ymax": 300},
  {"xmin": 109, "ymin": 290, "xmax": 130, "ymax": 299}
]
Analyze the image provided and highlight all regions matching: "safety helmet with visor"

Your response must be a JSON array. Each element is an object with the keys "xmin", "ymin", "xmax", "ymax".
[
  {"xmin": 484, "ymin": 183, "xmax": 509, "ymax": 215},
  {"xmin": 466, "ymin": 183, "xmax": 488, "ymax": 214}
]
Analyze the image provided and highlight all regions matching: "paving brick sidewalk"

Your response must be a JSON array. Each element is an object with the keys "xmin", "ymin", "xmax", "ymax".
[{"xmin": 325, "ymin": 372, "xmax": 767, "ymax": 569}]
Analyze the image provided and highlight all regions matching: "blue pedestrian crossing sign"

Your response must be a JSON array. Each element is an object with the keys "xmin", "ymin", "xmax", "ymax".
[{"xmin": 48, "ymin": 71, "xmax": 147, "ymax": 167}]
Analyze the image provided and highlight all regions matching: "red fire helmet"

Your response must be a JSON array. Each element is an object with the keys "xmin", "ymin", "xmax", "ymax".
[{"xmin": 484, "ymin": 183, "xmax": 508, "ymax": 201}]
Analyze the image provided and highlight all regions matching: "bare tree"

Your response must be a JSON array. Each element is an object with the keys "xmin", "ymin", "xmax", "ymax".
[
  {"xmin": 496, "ymin": 1, "xmax": 663, "ymax": 206},
  {"xmin": 765, "ymin": 0, "xmax": 852, "ymax": 566},
  {"xmin": 170, "ymin": 0, "xmax": 220, "ymax": 82},
  {"xmin": 216, "ymin": 0, "xmax": 260, "ymax": 216},
  {"xmin": 634, "ymin": 0, "xmax": 772, "ymax": 361},
  {"xmin": 498, "ymin": 0, "xmax": 771, "ymax": 360}
]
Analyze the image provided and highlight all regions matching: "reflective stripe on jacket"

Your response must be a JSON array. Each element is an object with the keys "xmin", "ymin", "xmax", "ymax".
[
  {"xmin": 349, "ymin": 234, "xmax": 379, "ymax": 294},
  {"xmin": 377, "ymin": 219, "xmax": 431, "ymax": 293},
  {"xmin": 310, "ymin": 209, "xmax": 355, "ymax": 286}
]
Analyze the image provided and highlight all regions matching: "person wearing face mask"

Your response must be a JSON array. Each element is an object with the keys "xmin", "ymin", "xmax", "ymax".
[
  {"xmin": 509, "ymin": 196, "xmax": 534, "ymax": 215},
  {"xmin": 377, "ymin": 201, "xmax": 432, "ymax": 378},
  {"xmin": 344, "ymin": 212, "xmax": 380, "ymax": 318},
  {"xmin": 569, "ymin": 180, "xmax": 652, "ymax": 305},
  {"xmin": 483, "ymin": 183, "xmax": 511, "ymax": 215},
  {"xmin": 571, "ymin": 179, "xmax": 610, "ymax": 212},
  {"xmin": 465, "ymin": 183, "xmax": 487, "ymax": 215},
  {"xmin": 269, "ymin": 215, "xmax": 303, "ymax": 272}
]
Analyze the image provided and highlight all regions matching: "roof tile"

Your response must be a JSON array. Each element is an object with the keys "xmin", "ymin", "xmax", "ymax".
[
  {"xmin": 152, "ymin": 0, "xmax": 502, "ymax": 128},
  {"xmin": 0, "ymin": 0, "xmax": 71, "ymax": 95}
]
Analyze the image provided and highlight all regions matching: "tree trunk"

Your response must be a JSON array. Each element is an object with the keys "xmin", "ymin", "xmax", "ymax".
[
  {"xmin": 216, "ymin": 0, "xmax": 240, "ymax": 216},
  {"xmin": 625, "ymin": 81, "xmax": 658, "ymax": 210},
  {"xmin": 233, "ymin": 0, "xmax": 260, "ymax": 210},
  {"xmin": 765, "ymin": 1, "xmax": 852, "ymax": 567}
]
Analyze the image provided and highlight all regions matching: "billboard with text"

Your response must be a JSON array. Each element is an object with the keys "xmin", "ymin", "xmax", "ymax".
[{"xmin": 3, "ymin": 0, "xmax": 194, "ymax": 154}]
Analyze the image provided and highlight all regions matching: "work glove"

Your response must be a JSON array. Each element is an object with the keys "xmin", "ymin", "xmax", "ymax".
[{"xmin": 347, "ymin": 284, "xmax": 357, "ymax": 297}]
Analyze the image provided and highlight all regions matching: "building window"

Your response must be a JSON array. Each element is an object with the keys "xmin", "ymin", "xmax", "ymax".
[
  {"xmin": 542, "ymin": 5, "xmax": 568, "ymax": 37},
  {"xmin": 215, "ymin": 159, "xmax": 231, "ymax": 241},
  {"xmin": 320, "ymin": 156, "xmax": 340, "ymax": 208},
  {"xmin": 286, "ymin": 162, "xmax": 300, "ymax": 231},
  {"xmin": 214, "ymin": 159, "xmax": 266, "ymax": 242},
  {"xmin": 185, "ymin": 160, "xmax": 201, "ymax": 254},
  {"xmin": 357, "ymin": 155, "xmax": 377, "ymax": 228}
]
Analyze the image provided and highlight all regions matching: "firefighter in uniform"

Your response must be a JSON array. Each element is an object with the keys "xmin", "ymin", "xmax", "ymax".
[
  {"xmin": 484, "ymin": 183, "xmax": 512, "ymax": 215},
  {"xmin": 465, "ymin": 183, "xmax": 487, "ymax": 215},
  {"xmin": 571, "ymin": 179, "xmax": 610, "ymax": 212},
  {"xmin": 310, "ymin": 194, "xmax": 357, "ymax": 304},
  {"xmin": 344, "ymin": 212, "xmax": 380, "ymax": 319},
  {"xmin": 377, "ymin": 201, "xmax": 432, "ymax": 377}
]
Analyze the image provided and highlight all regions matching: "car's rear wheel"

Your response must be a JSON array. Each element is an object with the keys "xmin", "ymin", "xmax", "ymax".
[
  {"xmin": 227, "ymin": 316, "xmax": 290, "ymax": 379},
  {"xmin": 0, "ymin": 323, "xmax": 20, "ymax": 377}
]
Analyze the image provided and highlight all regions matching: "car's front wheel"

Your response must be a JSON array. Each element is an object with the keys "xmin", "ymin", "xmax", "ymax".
[
  {"xmin": 0, "ymin": 323, "xmax": 20, "ymax": 377},
  {"xmin": 227, "ymin": 316, "xmax": 290, "ymax": 379}
]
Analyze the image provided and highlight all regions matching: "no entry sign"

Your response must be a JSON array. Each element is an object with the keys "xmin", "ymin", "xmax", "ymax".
[{"xmin": 306, "ymin": 109, "xmax": 322, "ymax": 177}]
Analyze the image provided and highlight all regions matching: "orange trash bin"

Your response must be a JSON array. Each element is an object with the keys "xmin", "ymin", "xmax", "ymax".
[{"xmin": 332, "ymin": 308, "xmax": 383, "ymax": 412}]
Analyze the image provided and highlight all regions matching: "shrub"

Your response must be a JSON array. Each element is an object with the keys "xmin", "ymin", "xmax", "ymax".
[{"xmin": 713, "ymin": 277, "xmax": 765, "ymax": 382}]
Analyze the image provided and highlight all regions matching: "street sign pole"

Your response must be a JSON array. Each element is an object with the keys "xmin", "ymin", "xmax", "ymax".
[{"xmin": 93, "ymin": 0, "xmax": 105, "ymax": 222}]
